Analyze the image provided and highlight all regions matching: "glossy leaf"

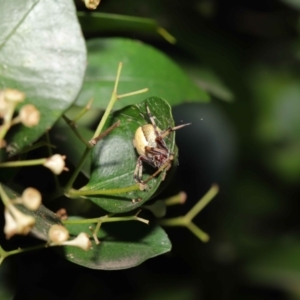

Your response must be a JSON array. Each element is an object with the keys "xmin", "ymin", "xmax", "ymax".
[
  {"xmin": 2, "ymin": 184, "xmax": 62, "ymax": 241},
  {"xmin": 63, "ymin": 219, "xmax": 172, "ymax": 270},
  {"xmin": 0, "ymin": 0, "xmax": 86, "ymax": 153},
  {"xmin": 75, "ymin": 38, "xmax": 209, "ymax": 110},
  {"xmin": 81, "ymin": 97, "xmax": 183, "ymax": 213}
]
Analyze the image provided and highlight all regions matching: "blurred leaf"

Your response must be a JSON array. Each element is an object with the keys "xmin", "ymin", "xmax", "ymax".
[
  {"xmin": 0, "ymin": 0, "xmax": 86, "ymax": 154},
  {"xmin": 64, "ymin": 219, "xmax": 172, "ymax": 270},
  {"xmin": 187, "ymin": 68, "xmax": 234, "ymax": 102},
  {"xmin": 245, "ymin": 239, "xmax": 300, "ymax": 295},
  {"xmin": 81, "ymin": 97, "xmax": 181, "ymax": 213},
  {"xmin": 223, "ymin": 172, "xmax": 283, "ymax": 258},
  {"xmin": 2, "ymin": 184, "xmax": 62, "ymax": 241},
  {"xmin": 280, "ymin": 0, "xmax": 300, "ymax": 10},
  {"xmin": 75, "ymin": 38, "xmax": 209, "ymax": 110},
  {"xmin": 78, "ymin": 12, "xmax": 175, "ymax": 43},
  {"xmin": 249, "ymin": 68, "xmax": 300, "ymax": 183}
]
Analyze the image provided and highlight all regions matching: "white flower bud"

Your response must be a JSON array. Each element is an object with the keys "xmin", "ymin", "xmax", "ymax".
[
  {"xmin": 21, "ymin": 187, "xmax": 42, "ymax": 211},
  {"xmin": 4, "ymin": 89, "xmax": 25, "ymax": 103},
  {"xmin": 4, "ymin": 208, "xmax": 18, "ymax": 240},
  {"xmin": 19, "ymin": 104, "xmax": 40, "ymax": 127},
  {"xmin": 62, "ymin": 232, "xmax": 92, "ymax": 251},
  {"xmin": 48, "ymin": 224, "xmax": 69, "ymax": 244},
  {"xmin": 4, "ymin": 204, "xmax": 35, "ymax": 239},
  {"xmin": 43, "ymin": 154, "xmax": 66, "ymax": 175}
]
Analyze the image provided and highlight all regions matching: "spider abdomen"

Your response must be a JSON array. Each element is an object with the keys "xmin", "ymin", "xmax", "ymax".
[{"xmin": 133, "ymin": 124, "xmax": 161, "ymax": 156}]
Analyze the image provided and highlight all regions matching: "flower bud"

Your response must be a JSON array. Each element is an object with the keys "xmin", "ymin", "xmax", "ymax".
[
  {"xmin": 4, "ymin": 89, "xmax": 25, "ymax": 103},
  {"xmin": 48, "ymin": 224, "xmax": 69, "ymax": 244},
  {"xmin": 4, "ymin": 204, "xmax": 35, "ymax": 239},
  {"xmin": 21, "ymin": 187, "xmax": 42, "ymax": 211},
  {"xmin": 19, "ymin": 104, "xmax": 40, "ymax": 127},
  {"xmin": 84, "ymin": 0, "xmax": 100, "ymax": 10},
  {"xmin": 62, "ymin": 232, "xmax": 92, "ymax": 251},
  {"xmin": 4, "ymin": 208, "xmax": 18, "ymax": 240},
  {"xmin": 43, "ymin": 154, "xmax": 66, "ymax": 175}
]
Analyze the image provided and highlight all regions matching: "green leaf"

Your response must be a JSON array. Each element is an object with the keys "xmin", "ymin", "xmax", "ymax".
[
  {"xmin": 0, "ymin": 0, "xmax": 86, "ymax": 153},
  {"xmin": 78, "ymin": 12, "xmax": 175, "ymax": 43},
  {"xmin": 75, "ymin": 38, "xmax": 209, "ymax": 110},
  {"xmin": 81, "ymin": 97, "xmax": 182, "ymax": 213},
  {"xmin": 2, "ymin": 184, "xmax": 62, "ymax": 241},
  {"xmin": 63, "ymin": 220, "xmax": 172, "ymax": 270}
]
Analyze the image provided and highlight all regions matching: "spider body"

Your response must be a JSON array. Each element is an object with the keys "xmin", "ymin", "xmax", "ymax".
[{"xmin": 133, "ymin": 106, "xmax": 190, "ymax": 184}]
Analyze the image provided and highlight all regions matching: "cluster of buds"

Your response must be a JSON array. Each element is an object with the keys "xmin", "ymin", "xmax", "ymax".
[
  {"xmin": 2, "ymin": 187, "xmax": 91, "ymax": 251},
  {"xmin": 3, "ymin": 187, "xmax": 42, "ymax": 239},
  {"xmin": 0, "ymin": 89, "xmax": 40, "ymax": 148},
  {"xmin": 48, "ymin": 224, "xmax": 92, "ymax": 251}
]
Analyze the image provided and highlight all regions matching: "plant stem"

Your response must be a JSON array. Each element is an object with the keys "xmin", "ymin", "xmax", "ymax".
[
  {"xmin": 64, "ymin": 63, "xmax": 123, "ymax": 192},
  {"xmin": 187, "ymin": 221, "xmax": 209, "ymax": 242},
  {"xmin": 19, "ymin": 140, "xmax": 55, "ymax": 154},
  {"xmin": 67, "ymin": 183, "xmax": 140, "ymax": 197},
  {"xmin": 62, "ymin": 114, "xmax": 91, "ymax": 147},
  {"xmin": 92, "ymin": 62, "xmax": 122, "ymax": 140},
  {"xmin": 0, "ymin": 158, "xmax": 46, "ymax": 168},
  {"xmin": 185, "ymin": 184, "xmax": 218, "ymax": 221},
  {"xmin": 118, "ymin": 88, "xmax": 149, "ymax": 99},
  {"xmin": 63, "ymin": 213, "xmax": 149, "ymax": 226},
  {"xmin": 71, "ymin": 97, "xmax": 94, "ymax": 125},
  {"xmin": 89, "ymin": 120, "xmax": 120, "ymax": 146},
  {"xmin": 157, "ymin": 27, "xmax": 176, "ymax": 44},
  {"xmin": 164, "ymin": 191, "xmax": 187, "ymax": 206},
  {"xmin": 64, "ymin": 147, "xmax": 91, "ymax": 192},
  {"xmin": 158, "ymin": 185, "xmax": 219, "ymax": 243},
  {"xmin": 0, "ymin": 184, "xmax": 11, "ymax": 207},
  {"xmin": 0, "ymin": 244, "xmax": 47, "ymax": 264}
]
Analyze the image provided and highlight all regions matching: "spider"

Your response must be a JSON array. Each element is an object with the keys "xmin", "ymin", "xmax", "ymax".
[{"xmin": 133, "ymin": 105, "xmax": 190, "ymax": 185}]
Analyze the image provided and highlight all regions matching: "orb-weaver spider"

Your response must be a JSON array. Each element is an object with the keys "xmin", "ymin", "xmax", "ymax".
[{"xmin": 133, "ymin": 106, "xmax": 190, "ymax": 184}]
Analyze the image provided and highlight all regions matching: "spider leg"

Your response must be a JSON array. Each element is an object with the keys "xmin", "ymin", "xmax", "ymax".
[
  {"xmin": 134, "ymin": 156, "xmax": 143, "ymax": 183},
  {"xmin": 145, "ymin": 146, "xmax": 168, "ymax": 157},
  {"xmin": 160, "ymin": 123, "xmax": 191, "ymax": 139},
  {"xmin": 146, "ymin": 105, "xmax": 161, "ymax": 137},
  {"xmin": 134, "ymin": 154, "xmax": 158, "ymax": 183},
  {"xmin": 145, "ymin": 146, "xmax": 168, "ymax": 167},
  {"xmin": 144, "ymin": 154, "xmax": 174, "ymax": 183}
]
